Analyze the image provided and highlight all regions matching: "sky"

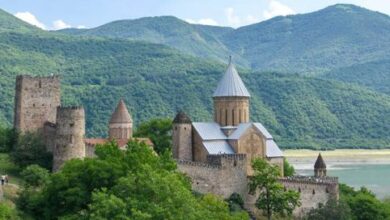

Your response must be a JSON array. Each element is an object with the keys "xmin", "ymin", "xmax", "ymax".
[{"xmin": 0, "ymin": 0, "xmax": 390, "ymax": 30}]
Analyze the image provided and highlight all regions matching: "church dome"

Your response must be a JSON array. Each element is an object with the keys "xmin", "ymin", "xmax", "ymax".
[
  {"xmin": 213, "ymin": 56, "xmax": 250, "ymax": 98},
  {"xmin": 110, "ymin": 99, "xmax": 132, "ymax": 124}
]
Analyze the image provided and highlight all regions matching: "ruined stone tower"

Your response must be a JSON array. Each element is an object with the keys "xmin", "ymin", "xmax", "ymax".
[
  {"xmin": 108, "ymin": 99, "xmax": 133, "ymax": 140},
  {"xmin": 14, "ymin": 75, "xmax": 60, "ymax": 133},
  {"xmin": 53, "ymin": 106, "xmax": 85, "ymax": 171},
  {"xmin": 172, "ymin": 111, "xmax": 192, "ymax": 160},
  {"xmin": 213, "ymin": 57, "xmax": 250, "ymax": 126},
  {"xmin": 314, "ymin": 153, "xmax": 327, "ymax": 177}
]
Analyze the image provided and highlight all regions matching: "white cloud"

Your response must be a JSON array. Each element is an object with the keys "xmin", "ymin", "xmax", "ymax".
[
  {"xmin": 263, "ymin": 0, "xmax": 295, "ymax": 20},
  {"xmin": 52, "ymin": 20, "xmax": 72, "ymax": 30},
  {"xmin": 14, "ymin": 11, "xmax": 46, "ymax": 29},
  {"xmin": 225, "ymin": 7, "xmax": 241, "ymax": 27},
  {"xmin": 76, "ymin": 25, "xmax": 87, "ymax": 29},
  {"xmin": 185, "ymin": 18, "xmax": 218, "ymax": 26}
]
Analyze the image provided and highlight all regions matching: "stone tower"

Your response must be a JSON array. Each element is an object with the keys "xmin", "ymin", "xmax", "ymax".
[
  {"xmin": 314, "ymin": 153, "xmax": 327, "ymax": 177},
  {"xmin": 172, "ymin": 111, "xmax": 192, "ymax": 160},
  {"xmin": 53, "ymin": 106, "xmax": 85, "ymax": 171},
  {"xmin": 108, "ymin": 99, "xmax": 133, "ymax": 140},
  {"xmin": 213, "ymin": 57, "xmax": 250, "ymax": 127},
  {"xmin": 14, "ymin": 75, "xmax": 60, "ymax": 133}
]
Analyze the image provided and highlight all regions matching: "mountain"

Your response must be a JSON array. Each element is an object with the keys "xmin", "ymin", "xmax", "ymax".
[
  {"xmin": 322, "ymin": 59, "xmax": 390, "ymax": 94},
  {"xmin": 58, "ymin": 16, "xmax": 247, "ymax": 66},
  {"xmin": 58, "ymin": 4, "xmax": 390, "ymax": 92},
  {"xmin": 0, "ymin": 9, "xmax": 43, "ymax": 33},
  {"xmin": 0, "ymin": 7, "xmax": 389, "ymax": 149},
  {"xmin": 222, "ymin": 4, "xmax": 390, "ymax": 74}
]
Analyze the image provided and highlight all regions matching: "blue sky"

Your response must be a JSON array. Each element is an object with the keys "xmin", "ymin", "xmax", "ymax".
[{"xmin": 1, "ymin": 0, "xmax": 389, "ymax": 30}]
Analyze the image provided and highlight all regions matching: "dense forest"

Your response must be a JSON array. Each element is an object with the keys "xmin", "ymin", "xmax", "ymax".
[{"xmin": 0, "ymin": 6, "xmax": 389, "ymax": 149}]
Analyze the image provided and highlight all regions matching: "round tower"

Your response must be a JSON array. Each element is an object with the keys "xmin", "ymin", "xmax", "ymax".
[
  {"xmin": 172, "ymin": 111, "xmax": 192, "ymax": 161},
  {"xmin": 109, "ymin": 99, "xmax": 133, "ymax": 140},
  {"xmin": 314, "ymin": 153, "xmax": 327, "ymax": 177},
  {"xmin": 213, "ymin": 57, "xmax": 250, "ymax": 127},
  {"xmin": 53, "ymin": 106, "xmax": 85, "ymax": 171}
]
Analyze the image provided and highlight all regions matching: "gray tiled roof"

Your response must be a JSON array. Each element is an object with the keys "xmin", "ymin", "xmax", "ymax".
[
  {"xmin": 192, "ymin": 121, "xmax": 283, "ymax": 158},
  {"xmin": 253, "ymin": 123, "xmax": 273, "ymax": 139},
  {"xmin": 228, "ymin": 123, "xmax": 252, "ymax": 140},
  {"xmin": 203, "ymin": 140, "xmax": 235, "ymax": 154},
  {"xmin": 266, "ymin": 139, "xmax": 283, "ymax": 157},
  {"xmin": 192, "ymin": 122, "xmax": 226, "ymax": 140},
  {"xmin": 213, "ymin": 59, "xmax": 250, "ymax": 97}
]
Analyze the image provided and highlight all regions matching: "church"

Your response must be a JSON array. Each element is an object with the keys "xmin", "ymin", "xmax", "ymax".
[{"xmin": 172, "ymin": 57, "xmax": 284, "ymax": 176}]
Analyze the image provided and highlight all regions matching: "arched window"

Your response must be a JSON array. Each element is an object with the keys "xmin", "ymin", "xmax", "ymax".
[
  {"xmin": 232, "ymin": 109, "xmax": 235, "ymax": 125},
  {"xmin": 225, "ymin": 109, "xmax": 228, "ymax": 126}
]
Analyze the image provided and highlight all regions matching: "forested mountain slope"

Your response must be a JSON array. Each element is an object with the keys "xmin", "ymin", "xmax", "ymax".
[{"xmin": 0, "ymin": 8, "xmax": 389, "ymax": 149}]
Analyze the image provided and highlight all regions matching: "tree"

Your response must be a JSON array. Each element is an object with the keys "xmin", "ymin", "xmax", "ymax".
[
  {"xmin": 305, "ymin": 199, "xmax": 352, "ymax": 220},
  {"xmin": 10, "ymin": 132, "xmax": 52, "ymax": 170},
  {"xmin": 249, "ymin": 159, "xmax": 300, "ymax": 220},
  {"xmin": 0, "ymin": 127, "xmax": 18, "ymax": 153},
  {"xmin": 134, "ymin": 118, "xmax": 172, "ymax": 154},
  {"xmin": 340, "ymin": 184, "xmax": 390, "ymax": 220},
  {"xmin": 283, "ymin": 158, "xmax": 295, "ymax": 177},
  {"xmin": 20, "ymin": 165, "xmax": 50, "ymax": 187},
  {"xmin": 18, "ymin": 141, "xmax": 248, "ymax": 219}
]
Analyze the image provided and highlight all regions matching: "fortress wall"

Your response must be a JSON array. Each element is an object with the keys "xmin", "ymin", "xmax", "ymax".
[
  {"xmin": 14, "ymin": 75, "xmax": 60, "ymax": 133},
  {"xmin": 53, "ymin": 106, "xmax": 85, "ymax": 171},
  {"xmin": 177, "ymin": 154, "xmax": 248, "ymax": 198},
  {"xmin": 280, "ymin": 177, "xmax": 339, "ymax": 217}
]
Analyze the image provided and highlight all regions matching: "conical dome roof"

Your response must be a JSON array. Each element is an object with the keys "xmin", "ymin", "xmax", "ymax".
[
  {"xmin": 110, "ymin": 99, "xmax": 132, "ymax": 124},
  {"xmin": 314, "ymin": 153, "xmax": 326, "ymax": 169},
  {"xmin": 213, "ymin": 57, "xmax": 250, "ymax": 98},
  {"xmin": 173, "ymin": 111, "xmax": 192, "ymax": 124}
]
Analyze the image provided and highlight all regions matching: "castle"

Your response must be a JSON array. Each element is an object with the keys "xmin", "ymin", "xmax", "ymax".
[
  {"xmin": 13, "ymin": 75, "xmax": 151, "ymax": 171},
  {"xmin": 172, "ymin": 58, "xmax": 339, "ymax": 217},
  {"xmin": 13, "ymin": 58, "xmax": 339, "ymax": 218}
]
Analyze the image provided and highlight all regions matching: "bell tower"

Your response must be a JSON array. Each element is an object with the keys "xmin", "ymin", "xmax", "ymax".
[
  {"xmin": 213, "ymin": 57, "xmax": 250, "ymax": 126},
  {"xmin": 314, "ymin": 153, "xmax": 327, "ymax": 177}
]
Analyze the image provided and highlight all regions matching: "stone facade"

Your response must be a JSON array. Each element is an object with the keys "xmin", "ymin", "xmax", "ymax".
[
  {"xmin": 177, "ymin": 154, "xmax": 248, "ymax": 198},
  {"xmin": 213, "ymin": 97, "xmax": 249, "ymax": 126},
  {"xmin": 52, "ymin": 106, "xmax": 86, "ymax": 171},
  {"xmin": 280, "ymin": 176, "xmax": 339, "ymax": 217},
  {"xmin": 14, "ymin": 75, "xmax": 60, "ymax": 133},
  {"xmin": 172, "ymin": 122, "xmax": 193, "ymax": 161}
]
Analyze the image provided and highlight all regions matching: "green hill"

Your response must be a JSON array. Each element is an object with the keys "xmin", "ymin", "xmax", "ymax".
[
  {"xmin": 58, "ymin": 16, "xmax": 247, "ymax": 66},
  {"xmin": 0, "ymin": 8, "xmax": 389, "ymax": 149},
  {"xmin": 323, "ymin": 59, "xmax": 390, "ymax": 94},
  {"xmin": 59, "ymin": 4, "xmax": 390, "ymax": 92}
]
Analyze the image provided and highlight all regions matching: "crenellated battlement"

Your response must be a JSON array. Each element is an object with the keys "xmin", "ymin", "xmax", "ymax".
[
  {"xmin": 279, "ymin": 175, "xmax": 338, "ymax": 186},
  {"xmin": 57, "ymin": 106, "xmax": 84, "ymax": 111},
  {"xmin": 177, "ymin": 159, "xmax": 222, "ymax": 169}
]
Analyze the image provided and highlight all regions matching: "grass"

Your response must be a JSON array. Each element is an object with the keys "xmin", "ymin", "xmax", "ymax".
[{"xmin": 0, "ymin": 153, "xmax": 21, "ymax": 185}]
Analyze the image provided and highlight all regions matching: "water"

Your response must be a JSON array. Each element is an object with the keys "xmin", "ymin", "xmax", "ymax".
[{"xmin": 293, "ymin": 163, "xmax": 390, "ymax": 199}]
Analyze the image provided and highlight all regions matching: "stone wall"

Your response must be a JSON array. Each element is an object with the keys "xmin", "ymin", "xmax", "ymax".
[
  {"xmin": 53, "ymin": 106, "xmax": 86, "ymax": 171},
  {"xmin": 280, "ymin": 176, "xmax": 339, "ymax": 217},
  {"xmin": 43, "ymin": 122, "xmax": 56, "ymax": 152},
  {"xmin": 14, "ymin": 75, "xmax": 60, "ymax": 133},
  {"xmin": 177, "ymin": 154, "xmax": 248, "ymax": 198},
  {"xmin": 213, "ymin": 97, "xmax": 249, "ymax": 126}
]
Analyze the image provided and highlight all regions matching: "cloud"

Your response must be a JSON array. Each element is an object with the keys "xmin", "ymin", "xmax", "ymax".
[
  {"xmin": 14, "ymin": 12, "xmax": 46, "ymax": 29},
  {"xmin": 52, "ymin": 20, "xmax": 72, "ymax": 30},
  {"xmin": 185, "ymin": 18, "xmax": 218, "ymax": 26},
  {"xmin": 225, "ymin": 7, "xmax": 241, "ymax": 27},
  {"xmin": 76, "ymin": 25, "xmax": 87, "ymax": 29},
  {"xmin": 263, "ymin": 0, "xmax": 295, "ymax": 20}
]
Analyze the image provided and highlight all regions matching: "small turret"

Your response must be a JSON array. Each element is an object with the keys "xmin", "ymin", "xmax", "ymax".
[
  {"xmin": 314, "ymin": 153, "xmax": 327, "ymax": 177},
  {"xmin": 172, "ymin": 111, "xmax": 192, "ymax": 160},
  {"xmin": 109, "ymin": 99, "xmax": 133, "ymax": 140}
]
